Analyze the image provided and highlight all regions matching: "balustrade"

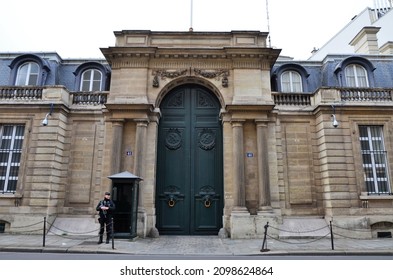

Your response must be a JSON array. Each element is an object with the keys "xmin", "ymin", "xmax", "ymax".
[
  {"xmin": 0, "ymin": 87, "xmax": 43, "ymax": 100},
  {"xmin": 340, "ymin": 88, "xmax": 392, "ymax": 102},
  {"xmin": 71, "ymin": 91, "xmax": 108, "ymax": 105}
]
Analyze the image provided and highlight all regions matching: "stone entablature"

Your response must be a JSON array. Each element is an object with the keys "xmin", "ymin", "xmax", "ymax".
[
  {"xmin": 101, "ymin": 31, "xmax": 280, "ymax": 110},
  {"xmin": 102, "ymin": 30, "xmax": 279, "ymax": 71},
  {"xmin": 113, "ymin": 30, "xmax": 269, "ymax": 48}
]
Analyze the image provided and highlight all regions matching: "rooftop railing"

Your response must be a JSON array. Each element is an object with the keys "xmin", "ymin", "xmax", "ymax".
[
  {"xmin": 272, "ymin": 92, "xmax": 312, "ymax": 106},
  {"xmin": 340, "ymin": 87, "xmax": 392, "ymax": 102},
  {"xmin": 0, "ymin": 86, "xmax": 43, "ymax": 100},
  {"xmin": 0, "ymin": 86, "xmax": 108, "ymax": 106},
  {"xmin": 273, "ymin": 87, "xmax": 393, "ymax": 107},
  {"xmin": 71, "ymin": 91, "xmax": 108, "ymax": 105}
]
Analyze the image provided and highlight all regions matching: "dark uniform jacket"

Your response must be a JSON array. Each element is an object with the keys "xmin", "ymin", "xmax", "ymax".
[{"xmin": 96, "ymin": 198, "xmax": 116, "ymax": 220}]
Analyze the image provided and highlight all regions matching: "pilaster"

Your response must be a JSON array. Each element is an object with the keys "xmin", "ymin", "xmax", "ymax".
[{"xmin": 256, "ymin": 121, "xmax": 273, "ymax": 213}]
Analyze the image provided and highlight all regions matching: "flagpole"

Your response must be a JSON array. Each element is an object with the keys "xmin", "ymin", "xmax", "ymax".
[{"xmin": 189, "ymin": 0, "xmax": 193, "ymax": 31}]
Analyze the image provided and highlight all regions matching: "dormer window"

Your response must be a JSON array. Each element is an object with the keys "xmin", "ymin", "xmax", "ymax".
[
  {"xmin": 281, "ymin": 70, "xmax": 303, "ymax": 92},
  {"xmin": 80, "ymin": 69, "xmax": 102, "ymax": 91},
  {"xmin": 345, "ymin": 64, "xmax": 369, "ymax": 87},
  {"xmin": 9, "ymin": 54, "xmax": 51, "ymax": 86},
  {"xmin": 15, "ymin": 62, "xmax": 40, "ymax": 86},
  {"xmin": 272, "ymin": 63, "xmax": 309, "ymax": 93},
  {"xmin": 73, "ymin": 62, "xmax": 110, "ymax": 92},
  {"xmin": 334, "ymin": 57, "xmax": 375, "ymax": 87}
]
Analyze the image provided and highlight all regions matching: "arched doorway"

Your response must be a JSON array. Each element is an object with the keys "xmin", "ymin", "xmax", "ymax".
[{"xmin": 156, "ymin": 84, "xmax": 223, "ymax": 235}]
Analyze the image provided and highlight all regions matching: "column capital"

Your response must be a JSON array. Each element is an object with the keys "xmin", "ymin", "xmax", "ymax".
[
  {"xmin": 134, "ymin": 119, "xmax": 149, "ymax": 127},
  {"xmin": 230, "ymin": 119, "xmax": 246, "ymax": 127},
  {"xmin": 111, "ymin": 119, "xmax": 125, "ymax": 127},
  {"xmin": 255, "ymin": 119, "xmax": 269, "ymax": 126}
]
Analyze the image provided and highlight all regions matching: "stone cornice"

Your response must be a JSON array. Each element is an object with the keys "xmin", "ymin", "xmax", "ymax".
[
  {"xmin": 101, "ymin": 47, "xmax": 280, "ymax": 70},
  {"xmin": 103, "ymin": 48, "xmax": 277, "ymax": 60}
]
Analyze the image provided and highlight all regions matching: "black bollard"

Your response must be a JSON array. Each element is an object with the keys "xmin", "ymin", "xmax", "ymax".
[
  {"xmin": 260, "ymin": 222, "xmax": 270, "ymax": 252},
  {"xmin": 330, "ymin": 220, "xmax": 334, "ymax": 250},
  {"xmin": 111, "ymin": 217, "xmax": 114, "ymax": 250},
  {"xmin": 43, "ymin": 217, "xmax": 46, "ymax": 247}
]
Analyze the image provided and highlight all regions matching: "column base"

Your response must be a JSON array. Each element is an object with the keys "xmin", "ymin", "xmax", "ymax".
[
  {"xmin": 231, "ymin": 206, "xmax": 249, "ymax": 214},
  {"xmin": 257, "ymin": 206, "xmax": 274, "ymax": 215}
]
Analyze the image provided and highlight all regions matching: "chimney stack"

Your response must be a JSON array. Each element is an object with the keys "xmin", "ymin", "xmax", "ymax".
[{"xmin": 349, "ymin": 26, "xmax": 381, "ymax": 55}]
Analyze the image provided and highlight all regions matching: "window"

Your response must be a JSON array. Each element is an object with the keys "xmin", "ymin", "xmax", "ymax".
[
  {"xmin": 9, "ymin": 54, "xmax": 51, "ymax": 86},
  {"xmin": 80, "ymin": 69, "xmax": 102, "ymax": 91},
  {"xmin": 359, "ymin": 126, "xmax": 391, "ymax": 194},
  {"xmin": 15, "ymin": 62, "xmax": 40, "ymax": 86},
  {"xmin": 345, "ymin": 64, "xmax": 369, "ymax": 87},
  {"xmin": 0, "ymin": 125, "xmax": 25, "ymax": 193},
  {"xmin": 281, "ymin": 70, "xmax": 302, "ymax": 92}
]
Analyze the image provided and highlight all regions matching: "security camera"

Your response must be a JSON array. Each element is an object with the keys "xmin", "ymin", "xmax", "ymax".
[
  {"xmin": 331, "ymin": 114, "xmax": 339, "ymax": 128},
  {"xmin": 42, "ymin": 113, "xmax": 49, "ymax": 126}
]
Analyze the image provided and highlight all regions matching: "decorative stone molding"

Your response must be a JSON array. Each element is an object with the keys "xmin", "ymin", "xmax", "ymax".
[
  {"xmin": 194, "ymin": 69, "xmax": 229, "ymax": 87},
  {"xmin": 152, "ymin": 69, "xmax": 188, "ymax": 87},
  {"xmin": 152, "ymin": 68, "xmax": 230, "ymax": 88}
]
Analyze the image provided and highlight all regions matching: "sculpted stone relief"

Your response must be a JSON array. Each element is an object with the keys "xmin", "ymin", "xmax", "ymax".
[{"xmin": 152, "ymin": 68, "xmax": 229, "ymax": 88}]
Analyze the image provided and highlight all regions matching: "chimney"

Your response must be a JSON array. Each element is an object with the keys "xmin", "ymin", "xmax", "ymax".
[
  {"xmin": 349, "ymin": 26, "xmax": 381, "ymax": 55},
  {"xmin": 380, "ymin": 41, "xmax": 393, "ymax": 55}
]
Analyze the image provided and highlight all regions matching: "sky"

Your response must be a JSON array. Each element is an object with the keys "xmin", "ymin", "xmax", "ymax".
[{"xmin": 0, "ymin": 0, "xmax": 375, "ymax": 60}]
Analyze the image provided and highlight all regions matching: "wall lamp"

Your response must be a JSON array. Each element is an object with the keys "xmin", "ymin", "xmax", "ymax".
[
  {"xmin": 42, "ymin": 103, "xmax": 54, "ymax": 126},
  {"xmin": 331, "ymin": 105, "xmax": 339, "ymax": 128}
]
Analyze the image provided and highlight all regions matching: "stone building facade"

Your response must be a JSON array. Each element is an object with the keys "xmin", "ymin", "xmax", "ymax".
[{"xmin": 0, "ymin": 30, "xmax": 393, "ymax": 239}]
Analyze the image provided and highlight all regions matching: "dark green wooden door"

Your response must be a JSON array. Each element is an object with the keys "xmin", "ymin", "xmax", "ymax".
[{"xmin": 156, "ymin": 85, "xmax": 223, "ymax": 235}]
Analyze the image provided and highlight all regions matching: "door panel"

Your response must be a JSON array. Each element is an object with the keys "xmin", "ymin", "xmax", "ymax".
[{"xmin": 156, "ymin": 85, "xmax": 223, "ymax": 235}]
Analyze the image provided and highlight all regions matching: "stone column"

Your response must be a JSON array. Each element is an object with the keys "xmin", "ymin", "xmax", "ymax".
[
  {"xmin": 111, "ymin": 120, "xmax": 124, "ymax": 174},
  {"xmin": 231, "ymin": 120, "xmax": 248, "ymax": 212},
  {"xmin": 256, "ymin": 121, "xmax": 272, "ymax": 212},
  {"xmin": 134, "ymin": 119, "xmax": 148, "ymax": 209}
]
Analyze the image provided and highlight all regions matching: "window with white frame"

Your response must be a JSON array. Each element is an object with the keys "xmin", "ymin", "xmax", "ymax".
[
  {"xmin": 359, "ymin": 126, "xmax": 391, "ymax": 194},
  {"xmin": 281, "ymin": 70, "xmax": 302, "ymax": 92},
  {"xmin": 80, "ymin": 69, "xmax": 102, "ymax": 91},
  {"xmin": 15, "ymin": 62, "xmax": 40, "ymax": 86},
  {"xmin": 0, "ymin": 125, "xmax": 25, "ymax": 193},
  {"xmin": 345, "ymin": 64, "xmax": 369, "ymax": 87}
]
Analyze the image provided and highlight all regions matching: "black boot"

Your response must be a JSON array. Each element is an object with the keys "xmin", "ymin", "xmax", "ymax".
[
  {"xmin": 106, "ymin": 234, "xmax": 110, "ymax": 244},
  {"xmin": 97, "ymin": 235, "xmax": 103, "ymax": 244}
]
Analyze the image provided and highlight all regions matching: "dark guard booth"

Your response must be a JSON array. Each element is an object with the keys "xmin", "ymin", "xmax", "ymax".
[{"xmin": 108, "ymin": 171, "xmax": 143, "ymax": 239}]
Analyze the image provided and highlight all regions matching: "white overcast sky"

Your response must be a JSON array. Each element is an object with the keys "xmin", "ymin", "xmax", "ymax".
[{"xmin": 1, "ymin": 0, "xmax": 375, "ymax": 60}]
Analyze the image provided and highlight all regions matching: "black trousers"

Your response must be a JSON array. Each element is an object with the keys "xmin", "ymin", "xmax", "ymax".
[{"xmin": 98, "ymin": 217, "xmax": 112, "ymax": 238}]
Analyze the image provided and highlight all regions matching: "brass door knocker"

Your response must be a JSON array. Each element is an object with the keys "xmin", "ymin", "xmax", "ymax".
[
  {"xmin": 168, "ymin": 198, "xmax": 176, "ymax": 207},
  {"xmin": 204, "ymin": 198, "xmax": 211, "ymax": 208}
]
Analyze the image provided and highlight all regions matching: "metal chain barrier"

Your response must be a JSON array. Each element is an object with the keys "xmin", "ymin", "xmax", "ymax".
[
  {"xmin": 5, "ymin": 217, "xmax": 115, "ymax": 249},
  {"xmin": 260, "ymin": 218, "xmax": 379, "ymax": 252},
  {"xmin": 42, "ymin": 217, "xmax": 115, "ymax": 249}
]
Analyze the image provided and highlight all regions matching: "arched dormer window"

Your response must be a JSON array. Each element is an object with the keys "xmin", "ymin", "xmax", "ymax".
[
  {"xmin": 272, "ymin": 63, "xmax": 310, "ymax": 93},
  {"xmin": 15, "ymin": 62, "xmax": 40, "ymax": 86},
  {"xmin": 80, "ymin": 69, "xmax": 102, "ymax": 91},
  {"xmin": 281, "ymin": 70, "xmax": 302, "ymax": 92},
  {"xmin": 8, "ymin": 54, "xmax": 51, "ymax": 86},
  {"xmin": 73, "ymin": 62, "xmax": 110, "ymax": 92},
  {"xmin": 334, "ymin": 56, "xmax": 375, "ymax": 87},
  {"xmin": 344, "ymin": 64, "xmax": 369, "ymax": 87}
]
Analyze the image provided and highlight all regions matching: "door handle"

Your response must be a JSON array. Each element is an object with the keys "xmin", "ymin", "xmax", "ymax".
[
  {"xmin": 195, "ymin": 187, "xmax": 220, "ymax": 208},
  {"xmin": 159, "ymin": 188, "xmax": 185, "ymax": 208},
  {"xmin": 204, "ymin": 196, "xmax": 212, "ymax": 208}
]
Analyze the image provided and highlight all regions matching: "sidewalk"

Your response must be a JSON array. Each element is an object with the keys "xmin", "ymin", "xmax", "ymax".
[{"xmin": 0, "ymin": 234, "xmax": 393, "ymax": 256}]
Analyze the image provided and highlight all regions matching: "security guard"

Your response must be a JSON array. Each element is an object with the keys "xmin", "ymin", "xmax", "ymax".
[{"xmin": 96, "ymin": 191, "xmax": 116, "ymax": 244}]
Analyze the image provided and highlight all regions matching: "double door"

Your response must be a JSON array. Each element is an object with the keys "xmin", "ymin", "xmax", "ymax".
[{"xmin": 156, "ymin": 85, "xmax": 223, "ymax": 235}]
